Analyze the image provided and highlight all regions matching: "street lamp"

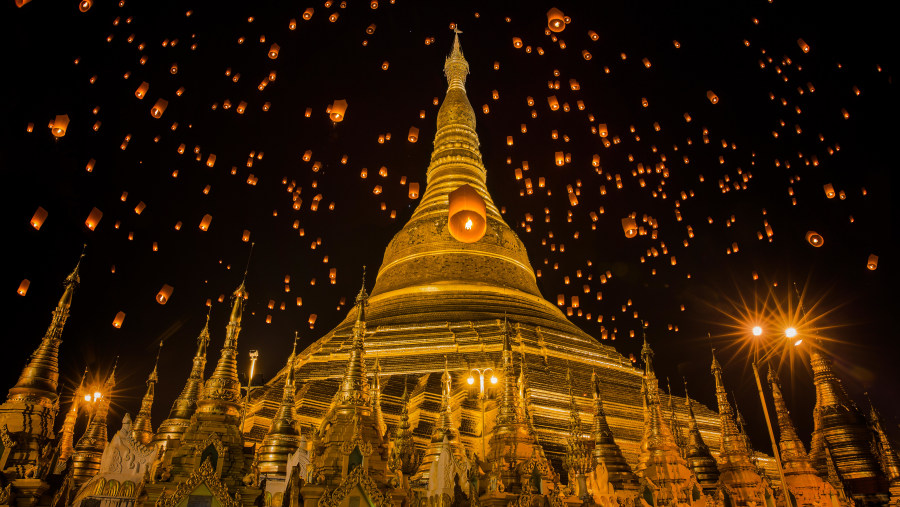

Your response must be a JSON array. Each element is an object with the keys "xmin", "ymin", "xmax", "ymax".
[
  {"xmin": 241, "ymin": 349, "xmax": 260, "ymax": 434},
  {"xmin": 749, "ymin": 327, "xmax": 797, "ymax": 507},
  {"xmin": 467, "ymin": 367, "xmax": 498, "ymax": 460}
]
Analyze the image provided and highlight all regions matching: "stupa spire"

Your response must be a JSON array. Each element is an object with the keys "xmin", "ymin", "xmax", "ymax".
[
  {"xmin": 72, "ymin": 363, "xmax": 116, "ymax": 486},
  {"xmin": 153, "ymin": 309, "xmax": 210, "ymax": 448},
  {"xmin": 681, "ymin": 378, "xmax": 720, "ymax": 493},
  {"xmin": 497, "ymin": 318, "xmax": 519, "ymax": 426},
  {"xmin": 867, "ymin": 395, "xmax": 900, "ymax": 485},
  {"xmin": 589, "ymin": 370, "xmax": 638, "ymax": 490},
  {"xmin": 257, "ymin": 333, "xmax": 301, "ymax": 476},
  {"xmin": 372, "ymin": 355, "xmax": 387, "ymax": 438},
  {"xmin": 197, "ymin": 277, "xmax": 247, "ymax": 417},
  {"xmin": 338, "ymin": 269, "xmax": 370, "ymax": 407},
  {"xmin": 132, "ymin": 341, "xmax": 161, "ymax": 445},
  {"xmin": 7, "ymin": 248, "xmax": 84, "ymax": 407},
  {"xmin": 56, "ymin": 367, "xmax": 88, "ymax": 469}
]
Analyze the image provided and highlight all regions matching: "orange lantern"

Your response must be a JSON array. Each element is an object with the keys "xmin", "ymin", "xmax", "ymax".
[
  {"xmin": 308, "ymin": 314, "xmax": 317, "ymax": 328},
  {"xmin": 199, "ymin": 214, "xmax": 212, "ymax": 231},
  {"xmin": 408, "ymin": 126, "xmax": 419, "ymax": 142},
  {"xmin": 150, "ymin": 98, "xmax": 168, "ymax": 118},
  {"xmin": 156, "ymin": 284, "xmax": 174, "ymax": 304},
  {"xmin": 303, "ymin": 7, "xmax": 314, "ymax": 19},
  {"xmin": 17, "ymin": 279, "xmax": 30, "ymax": 296},
  {"xmin": 622, "ymin": 217, "xmax": 638, "ymax": 238},
  {"xmin": 134, "ymin": 201, "xmax": 146, "ymax": 215},
  {"xmin": 51, "ymin": 115, "xmax": 69, "ymax": 137},
  {"xmin": 554, "ymin": 151, "xmax": 565, "ymax": 166},
  {"xmin": 78, "ymin": 0, "xmax": 92, "ymax": 11},
  {"xmin": 707, "ymin": 90, "xmax": 719, "ymax": 104},
  {"xmin": 112, "ymin": 311, "xmax": 125, "ymax": 328},
  {"xmin": 135, "ymin": 82, "xmax": 149, "ymax": 99},
  {"xmin": 797, "ymin": 38, "xmax": 809, "ymax": 53},
  {"xmin": 330, "ymin": 99, "xmax": 348, "ymax": 122},
  {"xmin": 242, "ymin": 230, "xmax": 251, "ymax": 242},
  {"xmin": 206, "ymin": 154, "xmax": 216, "ymax": 167},
  {"xmin": 448, "ymin": 184, "xmax": 487, "ymax": 243},
  {"xmin": 31, "ymin": 206, "xmax": 48, "ymax": 230},
  {"xmin": 268, "ymin": 43, "xmax": 280, "ymax": 59},
  {"xmin": 867, "ymin": 254, "xmax": 878, "ymax": 270},
  {"xmin": 408, "ymin": 182, "xmax": 420, "ymax": 199},
  {"xmin": 85, "ymin": 207, "xmax": 103, "ymax": 230},
  {"xmin": 512, "ymin": 37, "xmax": 523, "ymax": 48},
  {"xmin": 547, "ymin": 95, "xmax": 559, "ymax": 110},
  {"xmin": 823, "ymin": 183, "xmax": 835, "ymax": 199},
  {"xmin": 547, "ymin": 8, "xmax": 566, "ymax": 32},
  {"xmin": 805, "ymin": 231, "xmax": 823, "ymax": 247}
]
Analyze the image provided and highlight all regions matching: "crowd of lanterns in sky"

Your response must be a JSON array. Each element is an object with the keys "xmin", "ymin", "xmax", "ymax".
[{"xmin": 11, "ymin": 0, "xmax": 889, "ymax": 358}]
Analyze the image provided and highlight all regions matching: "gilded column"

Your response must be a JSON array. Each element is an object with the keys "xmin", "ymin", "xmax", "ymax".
[
  {"xmin": 257, "ymin": 335, "xmax": 301, "ymax": 476},
  {"xmin": 55, "ymin": 368, "xmax": 88, "ymax": 471},
  {"xmin": 589, "ymin": 370, "xmax": 638, "ymax": 491},
  {"xmin": 682, "ymin": 379, "xmax": 720, "ymax": 494},
  {"xmin": 71, "ymin": 365, "xmax": 116, "ymax": 486}
]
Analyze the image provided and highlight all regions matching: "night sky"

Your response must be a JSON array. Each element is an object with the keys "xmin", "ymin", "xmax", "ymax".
[{"xmin": 2, "ymin": 0, "xmax": 896, "ymax": 451}]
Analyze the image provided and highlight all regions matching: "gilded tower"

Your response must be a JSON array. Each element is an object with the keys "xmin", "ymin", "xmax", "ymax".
[
  {"xmin": 808, "ymin": 351, "xmax": 888, "ymax": 505},
  {"xmin": 71, "ymin": 365, "xmax": 116, "ymax": 486},
  {"xmin": 682, "ymin": 379, "xmax": 720, "ymax": 495},
  {"xmin": 710, "ymin": 350, "xmax": 771, "ymax": 507},
  {"xmin": 152, "ymin": 311, "xmax": 210, "ymax": 451},
  {"xmin": 768, "ymin": 367, "xmax": 844, "ymax": 507},
  {"xmin": 257, "ymin": 335, "xmax": 301, "ymax": 477},
  {"xmin": 131, "ymin": 342, "xmax": 161, "ymax": 445}
]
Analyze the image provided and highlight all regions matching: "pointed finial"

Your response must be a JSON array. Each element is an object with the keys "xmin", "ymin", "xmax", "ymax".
[
  {"xmin": 292, "ymin": 331, "xmax": 299, "ymax": 356},
  {"xmin": 444, "ymin": 29, "xmax": 470, "ymax": 90},
  {"xmin": 355, "ymin": 266, "xmax": 368, "ymax": 306},
  {"xmin": 243, "ymin": 242, "xmax": 255, "ymax": 281}
]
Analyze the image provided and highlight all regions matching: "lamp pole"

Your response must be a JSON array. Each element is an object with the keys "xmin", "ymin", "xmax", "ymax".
[
  {"xmin": 467, "ymin": 367, "xmax": 497, "ymax": 460},
  {"xmin": 749, "ymin": 327, "xmax": 793, "ymax": 507},
  {"xmin": 241, "ymin": 349, "xmax": 260, "ymax": 435}
]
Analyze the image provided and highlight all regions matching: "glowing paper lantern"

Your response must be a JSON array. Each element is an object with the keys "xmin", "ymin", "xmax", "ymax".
[
  {"xmin": 17, "ymin": 279, "xmax": 30, "ymax": 296},
  {"xmin": 329, "ymin": 100, "xmax": 348, "ymax": 122},
  {"xmin": 622, "ymin": 217, "xmax": 638, "ymax": 238},
  {"xmin": 151, "ymin": 98, "xmax": 168, "ymax": 118},
  {"xmin": 242, "ymin": 230, "xmax": 251, "ymax": 242},
  {"xmin": 448, "ymin": 184, "xmax": 487, "ymax": 243},
  {"xmin": 707, "ymin": 90, "xmax": 719, "ymax": 104},
  {"xmin": 867, "ymin": 254, "xmax": 878, "ymax": 270},
  {"xmin": 805, "ymin": 231, "xmax": 824, "ymax": 247},
  {"xmin": 823, "ymin": 183, "xmax": 835, "ymax": 198},
  {"xmin": 546, "ymin": 8, "xmax": 565, "ymax": 32},
  {"xmin": 51, "ymin": 115, "xmax": 69, "ymax": 137},
  {"xmin": 135, "ymin": 82, "xmax": 149, "ymax": 99},
  {"xmin": 31, "ymin": 207, "xmax": 48, "ymax": 230},
  {"xmin": 85, "ymin": 207, "xmax": 102, "ymax": 230},
  {"xmin": 112, "ymin": 312, "xmax": 125, "ymax": 328},
  {"xmin": 408, "ymin": 126, "xmax": 419, "ymax": 142},
  {"xmin": 268, "ymin": 43, "xmax": 280, "ymax": 59},
  {"xmin": 199, "ymin": 214, "xmax": 212, "ymax": 231},
  {"xmin": 408, "ymin": 182, "xmax": 420, "ymax": 199},
  {"xmin": 156, "ymin": 284, "xmax": 173, "ymax": 304}
]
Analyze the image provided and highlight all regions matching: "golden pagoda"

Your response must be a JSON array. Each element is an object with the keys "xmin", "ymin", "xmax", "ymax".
[
  {"xmin": 131, "ymin": 343, "xmax": 161, "ymax": 445},
  {"xmin": 682, "ymin": 379, "xmax": 720, "ymax": 496},
  {"xmin": 710, "ymin": 350, "xmax": 772, "ymax": 507},
  {"xmin": 71, "ymin": 364, "xmax": 116, "ymax": 487},
  {"xmin": 256, "ymin": 335, "xmax": 301, "ymax": 478},
  {"xmin": 767, "ymin": 367, "xmax": 844, "ymax": 507},
  {"xmin": 244, "ymin": 31, "xmax": 725, "ymax": 495},
  {"xmin": 0, "ymin": 253, "xmax": 82, "ymax": 506},
  {"xmin": 808, "ymin": 351, "xmax": 888, "ymax": 505},
  {"xmin": 152, "ymin": 311, "xmax": 211, "ymax": 451},
  {"xmin": 866, "ymin": 397, "xmax": 900, "ymax": 507}
]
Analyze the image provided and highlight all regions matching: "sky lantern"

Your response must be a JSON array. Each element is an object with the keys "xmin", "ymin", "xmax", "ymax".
[
  {"xmin": 547, "ymin": 8, "xmax": 566, "ymax": 32},
  {"xmin": 329, "ymin": 100, "xmax": 348, "ymax": 122},
  {"xmin": 78, "ymin": 0, "xmax": 92, "ymax": 12},
  {"xmin": 547, "ymin": 96, "xmax": 559, "ymax": 110},
  {"xmin": 135, "ymin": 82, "xmax": 149, "ymax": 99},
  {"xmin": 797, "ymin": 38, "xmax": 810, "ymax": 53},
  {"xmin": 31, "ymin": 207, "xmax": 48, "ymax": 230},
  {"xmin": 308, "ymin": 314, "xmax": 317, "ymax": 328},
  {"xmin": 17, "ymin": 279, "xmax": 30, "ymax": 296},
  {"xmin": 303, "ymin": 7, "xmax": 314, "ymax": 19},
  {"xmin": 448, "ymin": 184, "xmax": 487, "ymax": 243},
  {"xmin": 50, "ymin": 115, "xmax": 69, "ymax": 137},
  {"xmin": 622, "ymin": 217, "xmax": 638, "ymax": 238},
  {"xmin": 112, "ymin": 312, "xmax": 125, "ymax": 328},
  {"xmin": 150, "ymin": 98, "xmax": 168, "ymax": 118},
  {"xmin": 823, "ymin": 183, "xmax": 835, "ymax": 198},
  {"xmin": 598, "ymin": 124, "xmax": 608, "ymax": 137},
  {"xmin": 707, "ymin": 90, "xmax": 719, "ymax": 104},
  {"xmin": 206, "ymin": 154, "xmax": 216, "ymax": 167},
  {"xmin": 156, "ymin": 284, "xmax": 174, "ymax": 304},
  {"xmin": 268, "ymin": 43, "xmax": 280, "ymax": 59},
  {"xmin": 85, "ymin": 207, "xmax": 103, "ymax": 230},
  {"xmin": 512, "ymin": 37, "xmax": 523, "ymax": 48},
  {"xmin": 805, "ymin": 230, "xmax": 824, "ymax": 247},
  {"xmin": 408, "ymin": 126, "xmax": 419, "ymax": 142},
  {"xmin": 867, "ymin": 254, "xmax": 878, "ymax": 270},
  {"xmin": 554, "ymin": 152, "xmax": 565, "ymax": 166},
  {"xmin": 199, "ymin": 214, "xmax": 212, "ymax": 231},
  {"xmin": 408, "ymin": 182, "xmax": 420, "ymax": 199},
  {"xmin": 242, "ymin": 230, "xmax": 251, "ymax": 242},
  {"xmin": 588, "ymin": 30, "xmax": 599, "ymax": 41}
]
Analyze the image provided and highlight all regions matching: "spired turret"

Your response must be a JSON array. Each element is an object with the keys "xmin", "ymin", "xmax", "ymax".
[
  {"xmin": 54, "ymin": 368, "xmax": 88, "ymax": 474},
  {"xmin": 131, "ymin": 342, "xmax": 161, "ymax": 445},
  {"xmin": 867, "ymin": 396, "xmax": 900, "ymax": 506},
  {"xmin": 682, "ymin": 379, "xmax": 720, "ymax": 495},
  {"xmin": 808, "ymin": 351, "xmax": 888, "ymax": 504},
  {"xmin": 413, "ymin": 356, "xmax": 465, "ymax": 484},
  {"xmin": 72, "ymin": 365, "xmax": 116, "ymax": 487},
  {"xmin": 710, "ymin": 350, "xmax": 772, "ymax": 507},
  {"xmin": 257, "ymin": 335, "xmax": 301, "ymax": 477},
  {"xmin": 1, "ymin": 251, "xmax": 82, "ymax": 486},
  {"xmin": 152, "ymin": 311, "xmax": 210, "ymax": 451},
  {"xmin": 768, "ymin": 367, "xmax": 845, "ymax": 507}
]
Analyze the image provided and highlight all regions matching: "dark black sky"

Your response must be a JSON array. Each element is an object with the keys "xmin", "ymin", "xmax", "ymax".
[{"xmin": 2, "ymin": 0, "xmax": 896, "ymax": 451}]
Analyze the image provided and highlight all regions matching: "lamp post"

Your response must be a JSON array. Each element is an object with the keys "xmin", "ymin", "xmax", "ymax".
[
  {"xmin": 241, "ymin": 349, "xmax": 260, "ymax": 435},
  {"xmin": 467, "ymin": 367, "xmax": 498, "ymax": 460},
  {"xmin": 749, "ymin": 326, "xmax": 797, "ymax": 507}
]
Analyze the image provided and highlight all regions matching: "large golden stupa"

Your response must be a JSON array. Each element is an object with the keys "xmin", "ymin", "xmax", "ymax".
[{"xmin": 242, "ymin": 32, "xmax": 724, "ymax": 473}]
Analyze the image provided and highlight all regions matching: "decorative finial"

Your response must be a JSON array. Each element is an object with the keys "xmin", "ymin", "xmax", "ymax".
[{"xmin": 292, "ymin": 331, "xmax": 299, "ymax": 356}]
